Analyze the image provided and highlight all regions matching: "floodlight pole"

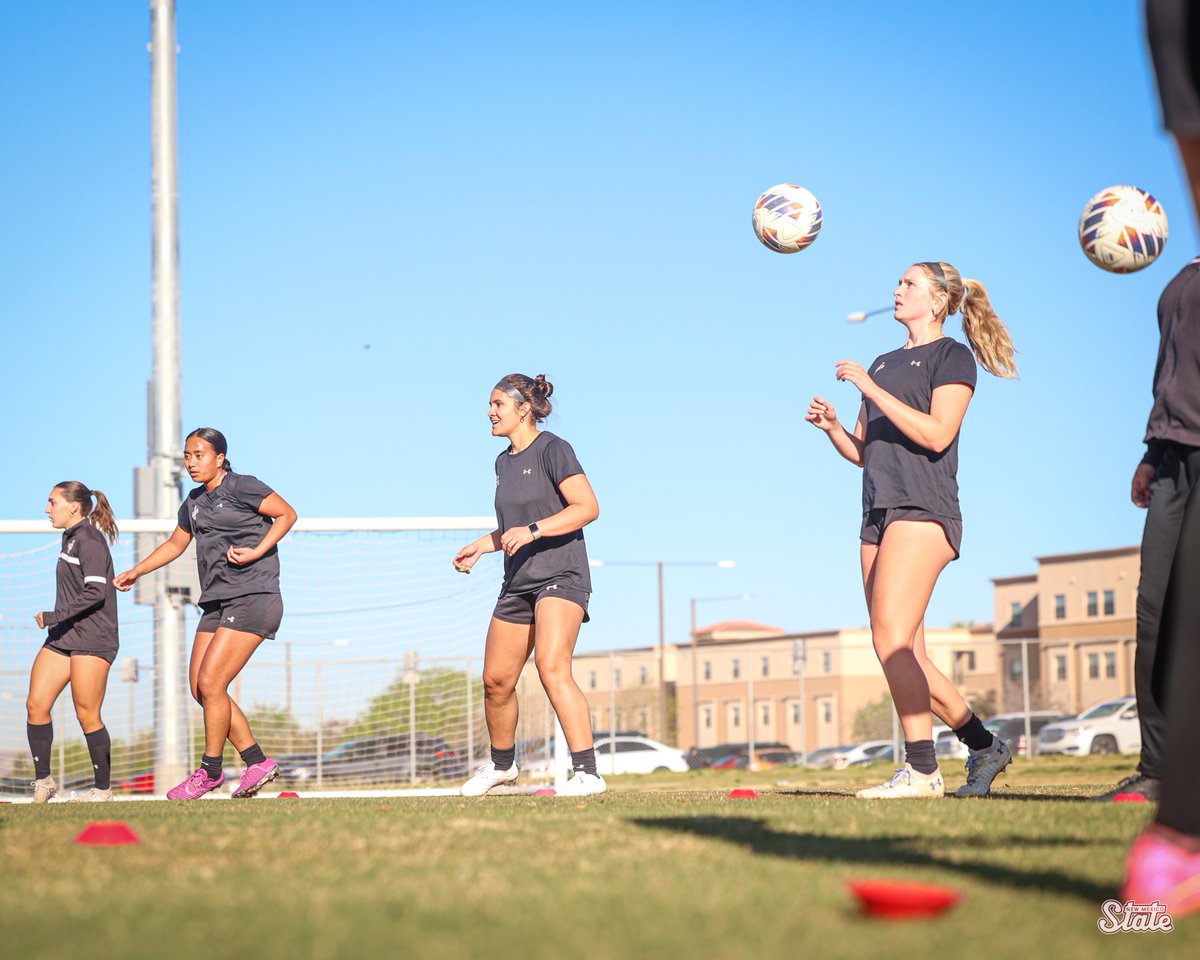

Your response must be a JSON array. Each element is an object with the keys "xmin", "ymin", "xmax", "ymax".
[{"xmin": 148, "ymin": 0, "xmax": 189, "ymax": 792}]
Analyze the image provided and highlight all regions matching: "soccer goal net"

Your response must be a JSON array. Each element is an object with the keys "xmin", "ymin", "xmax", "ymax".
[{"xmin": 0, "ymin": 518, "xmax": 561, "ymax": 797}]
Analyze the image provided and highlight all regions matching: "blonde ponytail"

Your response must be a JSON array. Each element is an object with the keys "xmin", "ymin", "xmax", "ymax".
[{"xmin": 921, "ymin": 262, "xmax": 1019, "ymax": 380}]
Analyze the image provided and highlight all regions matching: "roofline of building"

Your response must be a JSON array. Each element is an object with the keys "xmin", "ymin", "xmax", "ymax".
[{"xmin": 1034, "ymin": 545, "xmax": 1139, "ymax": 564}]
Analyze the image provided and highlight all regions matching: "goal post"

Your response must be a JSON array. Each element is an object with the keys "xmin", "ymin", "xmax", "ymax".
[{"xmin": 0, "ymin": 516, "xmax": 575, "ymax": 796}]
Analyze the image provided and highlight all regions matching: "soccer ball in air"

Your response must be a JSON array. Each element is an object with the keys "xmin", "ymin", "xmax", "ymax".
[
  {"xmin": 752, "ymin": 183, "xmax": 822, "ymax": 253},
  {"xmin": 1078, "ymin": 185, "xmax": 1168, "ymax": 273}
]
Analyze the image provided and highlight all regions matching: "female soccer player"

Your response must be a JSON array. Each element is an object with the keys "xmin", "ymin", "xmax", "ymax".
[
  {"xmin": 807, "ymin": 261, "xmax": 1018, "ymax": 799},
  {"xmin": 452, "ymin": 374, "xmax": 603, "ymax": 797},
  {"xmin": 27, "ymin": 483, "xmax": 120, "ymax": 803},
  {"xmin": 114, "ymin": 428, "xmax": 297, "ymax": 800}
]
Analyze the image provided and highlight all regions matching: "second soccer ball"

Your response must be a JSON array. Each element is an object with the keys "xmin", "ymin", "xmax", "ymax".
[{"xmin": 752, "ymin": 183, "xmax": 822, "ymax": 254}]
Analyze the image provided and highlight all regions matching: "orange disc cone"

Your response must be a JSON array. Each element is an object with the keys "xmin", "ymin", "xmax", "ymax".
[{"xmin": 75, "ymin": 821, "xmax": 140, "ymax": 846}]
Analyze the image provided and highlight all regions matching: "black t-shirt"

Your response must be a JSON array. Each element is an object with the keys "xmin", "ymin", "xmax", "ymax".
[
  {"xmin": 1143, "ymin": 258, "xmax": 1200, "ymax": 466},
  {"xmin": 494, "ymin": 431, "xmax": 592, "ymax": 596},
  {"xmin": 43, "ymin": 520, "xmax": 119, "ymax": 654},
  {"xmin": 861, "ymin": 337, "xmax": 978, "ymax": 519},
  {"xmin": 177, "ymin": 471, "xmax": 281, "ymax": 603}
]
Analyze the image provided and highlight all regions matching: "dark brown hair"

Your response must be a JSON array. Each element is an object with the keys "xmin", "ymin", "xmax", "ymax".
[
  {"xmin": 53, "ymin": 482, "xmax": 118, "ymax": 544},
  {"xmin": 499, "ymin": 373, "xmax": 554, "ymax": 422},
  {"xmin": 186, "ymin": 427, "xmax": 233, "ymax": 472}
]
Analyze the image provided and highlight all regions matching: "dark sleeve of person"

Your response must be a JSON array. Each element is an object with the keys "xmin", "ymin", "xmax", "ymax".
[
  {"xmin": 1141, "ymin": 441, "xmax": 1166, "ymax": 471},
  {"xmin": 931, "ymin": 341, "xmax": 978, "ymax": 392},
  {"xmin": 543, "ymin": 437, "xmax": 585, "ymax": 486},
  {"xmin": 177, "ymin": 496, "xmax": 193, "ymax": 534},
  {"xmin": 42, "ymin": 535, "xmax": 110, "ymax": 628},
  {"xmin": 230, "ymin": 474, "xmax": 275, "ymax": 513}
]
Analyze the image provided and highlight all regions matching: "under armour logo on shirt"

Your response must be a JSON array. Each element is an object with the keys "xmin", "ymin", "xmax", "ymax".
[
  {"xmin": 67, "ymin": 540, "xmax": 76, "ymax": 554},
  {"xmin": 192, "ymin": 505, "xmax": 200, "ymax": 520},
  {"xmin": 874, "ymin": 362, "xmax": 886, "ymax": 374},
  {"xmin": 910, "ymin": 360, "xmax": 922, "ymax": 367},
  {"xmin": 523, "ymin": 469, "xmax": 532, "ymax": 475},
  {"xmin": 224, "ymin": 615, "xmax": 236, "ymax": 622}
]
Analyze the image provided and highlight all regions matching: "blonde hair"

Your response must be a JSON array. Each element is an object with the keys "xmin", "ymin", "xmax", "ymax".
[{"xmin": 919, "ymin": 262, "xmax": 1019, "ymax": 379}]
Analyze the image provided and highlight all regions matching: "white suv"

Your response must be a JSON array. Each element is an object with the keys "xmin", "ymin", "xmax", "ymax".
[{"xmin": 1036, "ymin": 697, "xmax": 1140, "ymax": 755}]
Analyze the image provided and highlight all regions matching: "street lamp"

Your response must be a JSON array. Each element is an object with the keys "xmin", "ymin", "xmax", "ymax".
[
  {"xmin": 589, "ymin": 559, "xmax": 735, "ymax": 742},
  {"xmin": 689, "ymin": 595, "xmax": 749, "ymax": 754},
  {"xmin": 846, "ymin": 306, "xmax": 892, "ymax": 323}
]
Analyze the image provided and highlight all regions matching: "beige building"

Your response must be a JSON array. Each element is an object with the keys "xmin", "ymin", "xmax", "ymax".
[{"xmin": 992, "ymin": 546, "xmax": 1139, "ymax": 715}]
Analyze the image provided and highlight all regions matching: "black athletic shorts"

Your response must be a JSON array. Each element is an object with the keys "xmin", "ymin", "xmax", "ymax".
[
  {"xmin": 860, "ymin": 506, "xmax": 963, "ymax": 560},
  {"xmin": 493, "ymin": 583, "xmax": 590, "ymax": 625},
  {"xmin": 42, "ymin": 641, "xmax": 117, "ymax": 664},
  {"xmin": 197, "ymin": 593, "xmax": 284, "ymax": 639}
]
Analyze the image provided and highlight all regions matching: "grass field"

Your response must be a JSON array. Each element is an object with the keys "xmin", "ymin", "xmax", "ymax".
[{"xmin": 3, "ymin": 756, "xmax": 1195, "ymax": 960}]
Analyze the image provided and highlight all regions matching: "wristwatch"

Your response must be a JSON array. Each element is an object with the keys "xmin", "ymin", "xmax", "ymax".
[{"xmin": 528, "ymin": 522, "xmax": 542, "ymax": 540}]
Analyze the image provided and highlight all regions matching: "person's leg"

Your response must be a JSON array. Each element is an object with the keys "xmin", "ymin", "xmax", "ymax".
[
  {"xmin": 532, "ymin": 597, "xmax": 591, "ymax": 750},
  {"xmin": 911, "ymin": 622, "xmax": 973, "ymax": 730},
  {"xmin": 461, "ymin": 617, "xmax": 536, "ymax": 796},
  {"xmin": 67, "ymin": 654, "xmax": 112, "ymax": 791},
  {"xmin": 26, "ymin": 648, "xmax": 71, "ymax": 797},
  {"xmin": 195, "ymin": 627, "xmax": 267, "ymax": 760},
  {"xmin": 189, "ymin": 631, "xmax": 256, "ymax": 752}
]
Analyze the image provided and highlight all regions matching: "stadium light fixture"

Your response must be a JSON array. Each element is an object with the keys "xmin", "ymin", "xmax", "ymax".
[{"xmin": 846, "ymin": 306, "xmax": 892, "ymax": 323}]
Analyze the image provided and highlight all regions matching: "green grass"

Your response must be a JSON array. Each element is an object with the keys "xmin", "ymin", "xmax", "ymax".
[{"xmin": 2, "ymin": 757, "xmax": 1195, "ymax": 960}]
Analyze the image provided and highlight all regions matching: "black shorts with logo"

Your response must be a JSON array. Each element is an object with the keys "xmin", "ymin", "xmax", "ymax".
[
  {"xmin": 493, "ymin": 583, "xmax": 590, "ymax": 625},
  {"xmin": 42, "ymin": 641, "xmax": 117, "ymax": 664},
  {"xmin": 197, "ymin": 593, "xmax": 284, "ymax": 639},
  {"xmin": 860, "ymin": 506, "xmax": 963, "ymax": 560}
]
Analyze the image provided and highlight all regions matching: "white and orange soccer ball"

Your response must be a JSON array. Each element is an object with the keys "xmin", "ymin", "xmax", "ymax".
[
  {"xmin": 1078, "ymin": 185, "xmax": 1168, "ymax": 273},
  {"xmin": 752, "ymin": 183, "xmax": 822, "ymax": 254}
]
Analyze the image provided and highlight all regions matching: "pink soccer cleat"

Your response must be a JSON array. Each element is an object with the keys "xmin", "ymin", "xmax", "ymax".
[
  {"xmin": 1122, "ymin": 828, "xmax": 1200, "ymax": 917},
  {"xmin": 232, "ymin": 758, "xmax": 279, "ymax": 799},
  {"xmin": 166, "ymin": 767, "xmax": 225, "ymax": 800}
]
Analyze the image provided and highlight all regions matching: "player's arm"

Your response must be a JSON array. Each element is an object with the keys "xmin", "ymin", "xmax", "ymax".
[
  {"xmin": 453, "ymin": 530, "xmax": 502, "ymax": 573},
  {"xmin": 835, "ymin": 360, "xmax": 972, "ymax": 454},
  {"xmin": 227, "ymin": 493, "xmax": 298, "ymax": 566},
  {"xmin": 40, "ymin": 538, "xmax": 110, "ymax": 627},
  {"xmin": 806, "ymin": 397, "xmax": 866, "ymax": 467},
  {"xmin": 497, "ymin": 474, "xmax": 599, "ymax": 556},
  {"xmin": 113, "ymin": 525, "xmax": 193, "ymax": 590}
]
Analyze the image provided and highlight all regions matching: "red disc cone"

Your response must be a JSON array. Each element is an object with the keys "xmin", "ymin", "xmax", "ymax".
[
  {"xmin": 277, "ymin": 791, "xmax": 300, "ymax": 798},
  {"xmin": 728, "ymin": 788, "xmax": 758, "ymax": 799},
  {"xmin": 75, "ymin": 821, "xmax": 140, "ymax": 846},
  {"xmin": 848, "ymin": 879, "xmax": 961, "ymax": 919},
  {"xmin": 535, "ymin": 787, "xmax": 557, "ymax": 796}
]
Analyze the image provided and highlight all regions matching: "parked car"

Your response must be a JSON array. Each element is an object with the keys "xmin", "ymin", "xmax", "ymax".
[
  {"xmin": 803, "ymin": 745, "xmax": 852, "ymax": 768},
  {"xmin": 935, "ymin": 711, "xmax": 1070, "ymax": 759},
  {"xmin": 277, "ymin": 733, "xmax": 467, "ymax": 786},
  {"xmin": 592, "ymin": 735, "xmax": 689, "ymax": 775},
  {"xmin": 829, "ymin": 740, "xmax": 895, "ymax": 769},
  {"xmin": 687, "ymin": 742, "xmax": 792, "ymax": 770},
  {"xmin": 1036, "ymin": 697, "xmax": 1140, "ymax": 755}
]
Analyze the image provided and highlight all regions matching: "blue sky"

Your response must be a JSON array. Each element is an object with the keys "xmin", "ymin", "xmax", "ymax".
[{"xmin": 0, "ymin": 1, "xmax": 1184, "ymax": 655}]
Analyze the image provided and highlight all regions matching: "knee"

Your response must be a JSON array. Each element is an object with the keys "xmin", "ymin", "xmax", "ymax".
[
  {"xmin": 189, "ymin": 682, "xmax": 205, "ymax": 706},
  {"xmin": 26, "ymin": 696, "xmax": 52, "ymax": 723},
  {"xmin": 481, "ymin": 672, "xmax": 515, "ymax": 701},
  {"xmin": 534, "ymin": 654, "xmax": 572, "ymax": 688},
  {"xmin": 196, "ymin": 671, "xmax": 228, "ymax": 703},
  {"xmin": 871, "ymin": 623, "xmax": 912, "ymax": 661},
  {"xmin": 74, "ymin": 704, "xmax": 102, "ymax": 729}
]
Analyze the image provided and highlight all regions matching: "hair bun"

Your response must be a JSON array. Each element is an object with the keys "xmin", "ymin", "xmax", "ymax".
[{"xmin": 533, "ymin": 374, "xmax": 553, "ymax": 398}]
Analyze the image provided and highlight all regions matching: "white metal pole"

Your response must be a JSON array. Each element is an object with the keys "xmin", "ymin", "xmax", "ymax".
[
  {"xmin": 466, "ymin": 656, "xmax": 474, "ymax": 766},
  {"xmin": 747, "ymin": 672, "xmax": 755, "ymax": 770},
  {"xmin": 149, "ymin": 0, "xmax": 188, "ymax": 793},
  {"xmin": 1021, "ymin": 639, "xmax": 1033, "ymax": 756},
  {"xmin": 609, "ymin": 651, "xmax": 617, "ymax": 777}
]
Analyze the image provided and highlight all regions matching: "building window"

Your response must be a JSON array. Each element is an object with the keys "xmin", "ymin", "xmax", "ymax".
[
  {"xmin": 1055, "ymin": 594, "xmax": 1066, "ymax": 619},
  {"xmin": 760, "ymin": 703, "xmax": 771, "ymax": 727},
  {"xmin": 1010, "ymin": 601, "xmax": 1021, "ymax": 626},
  {"xmin": 822, "ymin": 701, "xmax": 832, "ymax": 723},
  {"xmin": 1088, "ymin": 653, "xmax": 1099, "ymax": 679},
  {"xmin": 589, "ymin": 671, "xmax": 597, "ymax": 690},
  {"xmin": 761, "ymin": 656, "xmax": 770, "ymax": 677},
  {"xmin": 732, "ymin": 659, "xmax": 740, "ymax": 680},
  {"xmin": 590, "ymin": 709, "xmax": 599, "ymax": 728},
  {"xmin": 703, "ymin": 661, "xmax": 712, "ymax": 681},
  {"xmin": 703, "ymin": 706, "xmax": 712, "ymax": 729},
  {"xmin": 613, "ymin": 669, "xmax": 622, "ymax": 689},
  {"xmin": 730, "ymin": 705, "xmax": 741, "ymax": 728},
  {"xmin": 1056, "ymin": 655, "xmax": 1067, "ymax": 682},
  {"xmin": 1087, "ymin": 592, "xmax": 1098, "ymax": 617},
  {"xmin": 822, "ymin": 652, "xmax": 831, "ymax": 674},
  {"xmin": 791, "ymin": 702, "xmax": 802, "ymax": 725},
  {"xmin": 639, "ymin": 666, "xmax": 648, "ymax": 687},
  {"xmin": 1103, "ymin": 590, "xmax": 1115, "ymax": 616},
  {"xmin": 962, "ymin": 651, "xmax": 976, "ymax": 671},
  {"xmin": 1105, "ymin": 652, "xmax": 1117, "ymax": 679},
  {"xmin": 1010, "ymin": 658, "xmax": 1023, "ymax": 680}
]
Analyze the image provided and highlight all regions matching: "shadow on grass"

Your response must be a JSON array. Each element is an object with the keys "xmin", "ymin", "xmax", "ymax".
[{"xmin": 629, "ymin": 815, "xmax": 1114, "ymax": 904}]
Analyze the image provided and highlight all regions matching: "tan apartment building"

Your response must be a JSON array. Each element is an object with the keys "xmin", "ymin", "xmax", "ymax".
[{"xmin": 991, "ymin": 546, "xmax": 1139, "ymax": 715}]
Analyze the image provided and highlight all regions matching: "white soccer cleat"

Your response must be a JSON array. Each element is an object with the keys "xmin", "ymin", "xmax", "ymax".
[
  {"xmin": 68, "ymin": 787, "xmax": 114, "ymax": 803},
  {"xmin": 31, "ymin": 776, "xmax": 58, "ymax": 804},
  {"xmin": 955, "ymin": 737, "xmax": 1013, "ymax": 798},
  {"xmin": 559, "ymin": 771, "xmax": 607, "ymax": 797},
  {"xmin": 856, "ymin": 764, "xmax": 944, "ymax": 799},
  {"xmin": 460, "ymin": 762, "xmax": 520, "ymax": 797}
]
